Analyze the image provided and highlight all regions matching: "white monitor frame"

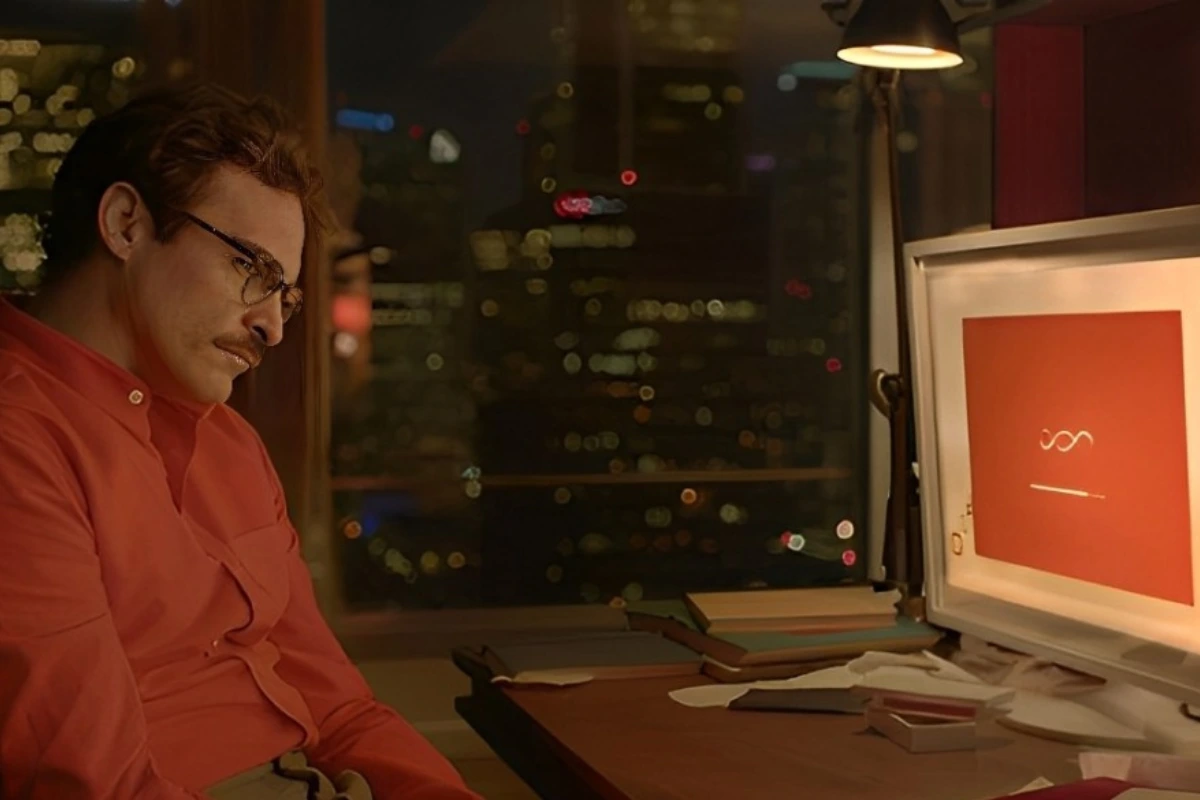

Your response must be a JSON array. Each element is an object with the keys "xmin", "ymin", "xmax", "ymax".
[{"xmin": 908, "ymin": 205, "xmax": 1200, "ymax": 707}]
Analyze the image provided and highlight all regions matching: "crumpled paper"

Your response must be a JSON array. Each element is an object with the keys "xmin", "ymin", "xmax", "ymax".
[
  {"xmin": 951, "ymin": 634, "xmax": 1107, "ymax": 696},
  {"xmin": 1082, "ymin": 751, "xmax": 1200, "ymax": 793},
  {"xmin": 667, "ymin": 664, "xmax": 857, "ymax": 708},
  {"xmin": 668, "ymin": 650, "xmax": 966, "ymax": 709}
]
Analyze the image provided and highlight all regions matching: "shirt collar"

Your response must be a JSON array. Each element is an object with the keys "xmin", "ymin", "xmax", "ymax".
[{"xmin": 0, "ymin": 298, "xmax": 214, "ymax": 440}]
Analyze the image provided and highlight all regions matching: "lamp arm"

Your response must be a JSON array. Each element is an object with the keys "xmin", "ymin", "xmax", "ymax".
[{"xmin": 867, "ymin": 68, "xmax": 925, "ymax": 611}]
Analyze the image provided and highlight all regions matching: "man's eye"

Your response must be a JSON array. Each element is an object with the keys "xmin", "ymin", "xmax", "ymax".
[{"xmin": 234, "ymin": 256, "xmax": 274, "ymax": 281}]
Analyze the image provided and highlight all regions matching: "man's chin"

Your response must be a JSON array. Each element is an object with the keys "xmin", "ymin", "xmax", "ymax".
[
  {"xmin": 137, "ymin": 353, "xmax": 232, "ymax": 406},
  {"xmin": 201, "ymin": 377, "xmax": 235, "ymax": 405},
  {"xmin": 178, "ymin": 373, "xmax": 234, "ymax": 406}
]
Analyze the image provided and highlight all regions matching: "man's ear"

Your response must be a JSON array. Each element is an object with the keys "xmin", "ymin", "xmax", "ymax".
[{"xmin": 96, "ymin": 182, "xmax": 152, "ymax": 261}]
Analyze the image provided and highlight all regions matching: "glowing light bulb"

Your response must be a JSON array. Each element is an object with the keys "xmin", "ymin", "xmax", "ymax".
[
  {"xmin": 875, "ymin": 44, "xmax": 933, "ymax": 56},
  {"xmin": 837, "ymin": 43, "xmax": 962, "ymax": 70}
]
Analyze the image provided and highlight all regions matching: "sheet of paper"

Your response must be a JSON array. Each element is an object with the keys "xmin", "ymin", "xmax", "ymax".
[
  {"xmin": 845, "ymin": 650, "xmax": 942, "ymax": 675},
  {"xmin": 492, "ymin": 670, "xmax": 593, "ymax": 687},
  {"xmin": 668, "ymin": 665, "xmax": 860, "ymax": 708},
  {"xmin": 922, "ymin": 650, "xmax": 989, "ymax": 684},
  {"xmin": 1075, "ymin": 683, "xmax": 1200, "ymax": 752},
  {"xmin": 1000, "ymin": 692, "xmax": 1150, "ymax": 749},
  {"xmin": 1082, "ymin": 752, "xmax": 1200, "ymax": 792},
  {"xmin": 968, "ymin": 777, "xmax": 1055, "ymax": 799},
  {"xmin": 857, "ymin": 668, "xmax": 1015, "ymax": 705},
  {"xmin": 667, "ymin": 654, "xmax": 996, "ymax": 709},
  {"xmin": 1012, "ymin": 778, "xmax": 1056, "ymax": 795}
]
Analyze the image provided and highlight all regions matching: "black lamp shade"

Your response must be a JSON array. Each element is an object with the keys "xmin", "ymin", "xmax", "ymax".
[{"xmin": 838, "ymin": 0, "xmax": 964, "ymax": 70}]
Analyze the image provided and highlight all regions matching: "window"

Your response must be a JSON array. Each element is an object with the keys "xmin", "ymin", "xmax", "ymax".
[
  {"xmin": 0, "ymin": 2, "xmax": 147, "ymax": 294},
  {"xmin": 327, "ymin": 0, "xmax": 876, "ymax": 615},
  {"xmin": 1, "ymin": 1, "xmax": 997, "ymax": 625}
]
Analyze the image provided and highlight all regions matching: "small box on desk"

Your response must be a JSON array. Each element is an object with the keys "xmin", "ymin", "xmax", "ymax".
[
  {"xmin": 864, "ymin": 703, "xmax": 981, "ymax": 754},
  {"xmin": 854, "ymin": 671, "xmax": 1013, "ymax": 754}
]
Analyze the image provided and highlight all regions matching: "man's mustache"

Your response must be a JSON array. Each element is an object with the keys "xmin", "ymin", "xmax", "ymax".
[{"xmin": 213, "ymin": 336, "xmax": 265, "ymax": 368}]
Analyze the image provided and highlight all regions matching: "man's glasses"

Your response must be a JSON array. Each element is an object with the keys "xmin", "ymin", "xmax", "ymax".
[{"xmin": 180, "ymin": 212, "xmax": 303, "ymax": 322}]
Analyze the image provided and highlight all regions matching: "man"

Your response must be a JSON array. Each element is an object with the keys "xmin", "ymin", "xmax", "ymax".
[{"xmin": 0, "ymin": 84, "xmax": 483, "ymax": 800}]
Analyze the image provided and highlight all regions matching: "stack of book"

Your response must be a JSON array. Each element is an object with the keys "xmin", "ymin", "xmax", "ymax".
[
  {"xmin": 467, "ymin": 631, "xmax": 703, "ymax": 685},
  {"xmin": 626, "ymin": 585, "xmax": 942, "ymax": 682}
]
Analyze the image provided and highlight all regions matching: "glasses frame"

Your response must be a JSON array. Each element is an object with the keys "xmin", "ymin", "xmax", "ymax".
[{"xmin": 180, "ymin": 211, "xmax": 303, "ymax": 321}]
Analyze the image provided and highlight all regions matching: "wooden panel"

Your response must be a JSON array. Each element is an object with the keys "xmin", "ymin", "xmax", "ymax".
[
  {"xmin": 1085, "ymin": 0, "xmax": 1200, "ymax": 217},
  {"xmin": 993, "ymin": 24, "xmax": 1085, "ymax": 228}
]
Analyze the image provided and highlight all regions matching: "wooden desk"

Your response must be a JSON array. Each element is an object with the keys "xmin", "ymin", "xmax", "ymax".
[{"xmin": 456, "ymin": 675, "xmax": 1084, "ymax": 800}]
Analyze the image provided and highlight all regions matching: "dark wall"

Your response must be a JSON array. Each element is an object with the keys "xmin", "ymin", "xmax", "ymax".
[
  {"xmin": 993, "ymin": 0, "xmax": 1200, "ymax": 226},
  {"xmin": 1085, "ymin": 0, "xmax": 1200, "ymax": 217}
]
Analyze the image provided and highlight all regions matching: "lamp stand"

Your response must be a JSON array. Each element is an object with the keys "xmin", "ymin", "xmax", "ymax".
[{"xmin": 867, "ymin": 68, "xmax": 925, "ymax": 614}]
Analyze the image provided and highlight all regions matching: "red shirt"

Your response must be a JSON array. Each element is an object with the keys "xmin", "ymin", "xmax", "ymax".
[{"xmin": 0, "ymin": 300, "xmax": 480, "ymax": 800}]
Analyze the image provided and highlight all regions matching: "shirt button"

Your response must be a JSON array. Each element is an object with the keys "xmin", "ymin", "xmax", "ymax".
[
  {"xmin": 211, "ymin": 638, "xmax": 220, "ymax": 649},
  {"xmin": 128, "ymin": 389, "xmax": 145, "ymax": 405}
]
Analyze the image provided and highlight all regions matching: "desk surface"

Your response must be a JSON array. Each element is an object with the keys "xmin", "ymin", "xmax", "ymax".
[{"xmin": 473, "ymin": 676, "xmax": 1085, "ymax": 800}]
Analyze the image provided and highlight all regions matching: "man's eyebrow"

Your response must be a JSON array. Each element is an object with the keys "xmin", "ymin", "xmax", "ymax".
[{"xmin": 228, "ymin": 233, "xmax": 282, "ymax": 269}]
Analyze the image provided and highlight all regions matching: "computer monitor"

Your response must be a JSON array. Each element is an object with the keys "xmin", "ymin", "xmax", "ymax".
[{"xmin": 908, "ymin": 205, "xmax": 1200, "ymax": 707}]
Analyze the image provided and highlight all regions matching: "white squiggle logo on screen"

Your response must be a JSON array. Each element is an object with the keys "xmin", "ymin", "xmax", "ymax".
[
  {"xmin": 1031, "ymin": 428, "xmax": 1105, "ymax": 500},
  {"xmin": 1040, "ymin": 429, "xmax": 1094, "ymax": 452}
]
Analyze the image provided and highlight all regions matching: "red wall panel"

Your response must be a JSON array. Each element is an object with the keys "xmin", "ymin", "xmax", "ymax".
[{"xmin": 993, "ymin": 24, "xmax": 1086, "ymax": 228}]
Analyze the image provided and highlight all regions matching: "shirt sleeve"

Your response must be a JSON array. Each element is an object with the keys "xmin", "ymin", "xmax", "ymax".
[
  {"xmin": 0, "ymin": 410, "xmax": 204, "ymax": 800},
  {"xmin": 258, "ymin": 449, "xmax": 481, "ymax": 800}
]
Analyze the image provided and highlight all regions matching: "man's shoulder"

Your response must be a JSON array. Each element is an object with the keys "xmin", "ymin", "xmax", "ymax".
[
  {"xmin": 0, "ymin": 342, "xmax": 37, "ymax": 388},
  {"xmin": 0, "ymin": 359, "xmax": 75, "ymax": 467},
  {"xmin": 0, "ymin": 349, "xmax": 63, "ymax": 425}
]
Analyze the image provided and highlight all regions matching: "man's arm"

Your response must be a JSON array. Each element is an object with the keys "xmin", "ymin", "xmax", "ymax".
[
  {"xmin": 0, "ymin": 410, "xmax": 204, "ymax": 800},
  {"xmin": 270, "ymin": 545, "xmax": 481, "ymax": 799},
  {"xmin": 257, "ymin": 445, "xmax": 480, "ymax": 799}
]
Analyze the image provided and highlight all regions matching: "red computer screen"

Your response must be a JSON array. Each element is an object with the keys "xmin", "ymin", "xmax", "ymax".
[{"xmin": 962, "ymin": 311, "xmax": 1194, "ymax": 606}]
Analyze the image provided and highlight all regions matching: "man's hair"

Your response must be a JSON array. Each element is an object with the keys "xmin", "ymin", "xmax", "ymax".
[{"xmin": 43, "ymin": 82, "xmax": 326, "ymax": 282}]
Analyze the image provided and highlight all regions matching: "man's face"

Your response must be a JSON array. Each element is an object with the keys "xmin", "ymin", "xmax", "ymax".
[{"xmin": 124, "ymin": 166, "xmax": 305, "ymax": 404}]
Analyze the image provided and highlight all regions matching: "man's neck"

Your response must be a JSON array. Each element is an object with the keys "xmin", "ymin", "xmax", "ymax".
[{"xmin": 27, "ymin": 260, "xmax": 138, "ymax": 374}]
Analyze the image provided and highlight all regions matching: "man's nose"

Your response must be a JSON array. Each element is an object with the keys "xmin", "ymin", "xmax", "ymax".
[{"xmin": 247, "ymin": 295, "xmax": 285, "ymax": 348}]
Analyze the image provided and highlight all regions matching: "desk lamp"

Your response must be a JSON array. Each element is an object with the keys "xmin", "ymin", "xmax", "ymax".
[{"xmin": 822, "ymin": 0, "xmax": 985, "ymax": 610}]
